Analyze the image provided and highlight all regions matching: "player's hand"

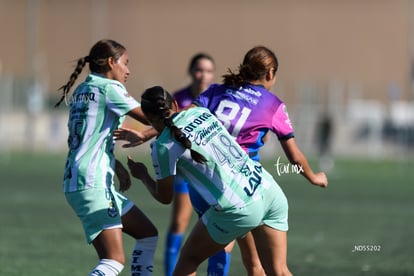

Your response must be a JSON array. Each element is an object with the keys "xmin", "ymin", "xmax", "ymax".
[
  {"xmin": 114, "ymin": 128, "xmax": 146, "ymax": 148},
  {"xmin": 311, "ymin": 172, "xmax": 328, "ymax": 188},
  {"xmin": 115, "ymin": 159, "xmax": 131, "ymax": 192}
]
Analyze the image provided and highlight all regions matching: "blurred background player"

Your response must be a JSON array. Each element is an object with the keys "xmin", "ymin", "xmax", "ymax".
[
  {"xmin": 164, "ymin": 53, "xmax": 215, "ymax": 276},
  {"xmin": 315, "ymin": 112, "xmax": 335, "ymax": 172}
]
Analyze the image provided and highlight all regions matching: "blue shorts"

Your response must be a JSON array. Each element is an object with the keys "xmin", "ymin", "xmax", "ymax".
[{"xmin": 65, "ymin": 185, "xmax": 134, "ymax": 244}]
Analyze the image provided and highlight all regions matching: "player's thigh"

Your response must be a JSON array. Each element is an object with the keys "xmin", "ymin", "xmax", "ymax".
[
  {"xmin": 237, "ymin": 231, "xmax": 261, "ymax": 264},
  {"xmin": 224, "ymin": 240, "xmax": 235, "ymax": 253},
  {"xmin": 251, "ymin": 225, "xmax": 288, "ymax": 269},
  {"xmin": 178, "ymin": 220, "xmax": 226, "ymax": 265}
]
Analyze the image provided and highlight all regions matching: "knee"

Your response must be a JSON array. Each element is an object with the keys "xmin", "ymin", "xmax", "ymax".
[
  {"xmin": 241, "ymin": 256, "xmax": 265, "ymax": 275},
  {"xmin": 279, "ymin": 270, "xmax": 293, "ymax": 276},
  {"xmin": 273, "ymin": 267, "xmax": 292, "ymax": 276},
  {"xmin": 245, "ymin": 266, "xmax": 266, "ymax": 276}
]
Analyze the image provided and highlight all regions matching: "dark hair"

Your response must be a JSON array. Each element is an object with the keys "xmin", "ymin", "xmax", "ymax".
[
  {"xmin": 55, "ymin": 39, "xmax": 127, "ymax": 107},
  {"xmin": 222, "ymin": 45, "xmax": 278, "ymax": 87},
  {"xmin": 188, "ymin": 52, "xmax": 215, "ymax": 74},
  {"xmin": 141, "ymin": 86, "xmax": 207, "ymax": 164}
]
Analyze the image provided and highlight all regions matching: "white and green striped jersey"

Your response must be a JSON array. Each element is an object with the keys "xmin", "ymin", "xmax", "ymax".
[
  {"xmin": 151, "ymin": 107, "xmax": 274, "ymax": 210},
  {"xmin": 63, "ymin": 74, "xmax": 139, "ymax": 192}
]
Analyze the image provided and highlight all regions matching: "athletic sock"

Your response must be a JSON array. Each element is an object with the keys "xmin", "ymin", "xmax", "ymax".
[
  {"xmin": 164, "ymin": 232, "xmax": 184, "ymax": 276},
  {"xmin": 207, "ymin": 250, "xmax": 231, "ymax": 276},
  {"xmin": 90, "ymin": 258, "xmax": 124, "ymax": 276},
  {"xmin": 131, "ymin": 236, "xmax": 158, "ymax": 276}
]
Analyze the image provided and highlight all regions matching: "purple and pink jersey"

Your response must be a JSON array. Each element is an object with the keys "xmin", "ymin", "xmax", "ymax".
[
  {"xmin": 194, "ymin": 83, "xmax": 294, "ymax": 160},
  {"xmin": 172, "ymin": 86, "xmax": 196, "ymax": 110}
]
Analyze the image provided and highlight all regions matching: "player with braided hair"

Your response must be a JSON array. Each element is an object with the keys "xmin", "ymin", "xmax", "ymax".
[
  {"xmin": 163, "ymin": 117, "xmax": 206, "ymax": 164},
  {"xmin": 123, "ymin": 85, "xmax": 294, "ymax": 275},
  {"xmin": 56, "ymin": 39, "xmax": 158, "ymax": 276},
  {"xmin": 140, "ymin": 86, "xmax": 207, "ymax": 166}
]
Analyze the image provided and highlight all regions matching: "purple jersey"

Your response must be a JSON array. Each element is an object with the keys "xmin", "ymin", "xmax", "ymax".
[
  {"xmin": 194, "ymin": 83, "xmax": 294, "ymax": 160},
  {"xmin": 172, "ymin": 85, "xmax": 196, "ymax": 109}
]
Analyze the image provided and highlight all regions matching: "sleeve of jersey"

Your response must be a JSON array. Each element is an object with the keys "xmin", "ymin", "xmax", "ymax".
[
  {"xmin": 151, "ymin": 140, "xmax": 185, "ymax": 180},
  {"xmin": 106, "ymin": 83, "xmax": 140, "ymax": 117},
  {"xmin": 272, "ymin": 103, "xmax": 295, "ymax": 140}
]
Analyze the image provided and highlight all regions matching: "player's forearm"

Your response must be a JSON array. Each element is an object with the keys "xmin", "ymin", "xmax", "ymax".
[
  {"xmin": 139, "ymin": 174, "xmax": 162, "ymax": 202},
  {"xmin": 281, "ymin": 139, "xmax": 318, "ymax": 185},
  {"xmin": 293, "ymin": 154, "xmax": 317, "ymax": 184}
]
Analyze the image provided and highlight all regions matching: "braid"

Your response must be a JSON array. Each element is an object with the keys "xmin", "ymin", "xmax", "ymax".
[
  {"xmin": 141, "ymin": 86, "xmax": 207, "ymax": 164},
  {"xmin": 55, "ymin": 56, "xmax": 88, "ymax": 107},
  {"xmin": 164, "ymin": 118, "xmax": 189, "ymax": 148}
]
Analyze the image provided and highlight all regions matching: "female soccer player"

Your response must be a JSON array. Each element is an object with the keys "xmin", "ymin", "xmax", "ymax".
[
  {"xmin": 194, "ymin": 45, "xmax": 328, "ymax": 188},
  {"xmin": 124, "ymin": 85, "xmax": 295, "ymax": 275},
  {"xmin": 187, "ymin": 45, "xmax": 328, "ymax": 275},
  {"xmin": 56, "ymin": 39, "xmax": 158, "ymax": 276}
]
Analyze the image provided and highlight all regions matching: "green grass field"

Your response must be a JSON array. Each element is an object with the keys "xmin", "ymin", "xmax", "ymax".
[{"xmin": 1, "ymin": 151, "xmax": 413, "ymax": 275}]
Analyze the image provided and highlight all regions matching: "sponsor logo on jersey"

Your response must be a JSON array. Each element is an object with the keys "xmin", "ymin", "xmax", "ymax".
[
  {"xmin": 181, "ymin": 112, "xmax": 223, "ymax": 146},
  {"xmin": 70, "ymin": 92, "xmax": 97, "ymax": 104}
]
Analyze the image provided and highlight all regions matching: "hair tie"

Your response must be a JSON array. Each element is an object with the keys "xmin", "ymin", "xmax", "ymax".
[{"xmin": 84, "ymin": 56, "xmax": 90, "ymax": 62}]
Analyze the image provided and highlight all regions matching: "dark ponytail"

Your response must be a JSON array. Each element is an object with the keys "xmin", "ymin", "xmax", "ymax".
[
  {"xmin": 141, "ymin": 86, "xmax": 207, "ymax": 164},
  {"xmin": 55, "ymin": 56, "xmax": 88, "ymax": 107},
  {"xmin": 222, "ymin": 45, "xmax": 278, "ymax": 88}
]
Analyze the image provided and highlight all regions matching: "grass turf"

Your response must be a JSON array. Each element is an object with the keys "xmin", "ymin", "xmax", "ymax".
[{"xmin": 0, "ymin": 152, "xmax": 413, "ymax": 275}]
